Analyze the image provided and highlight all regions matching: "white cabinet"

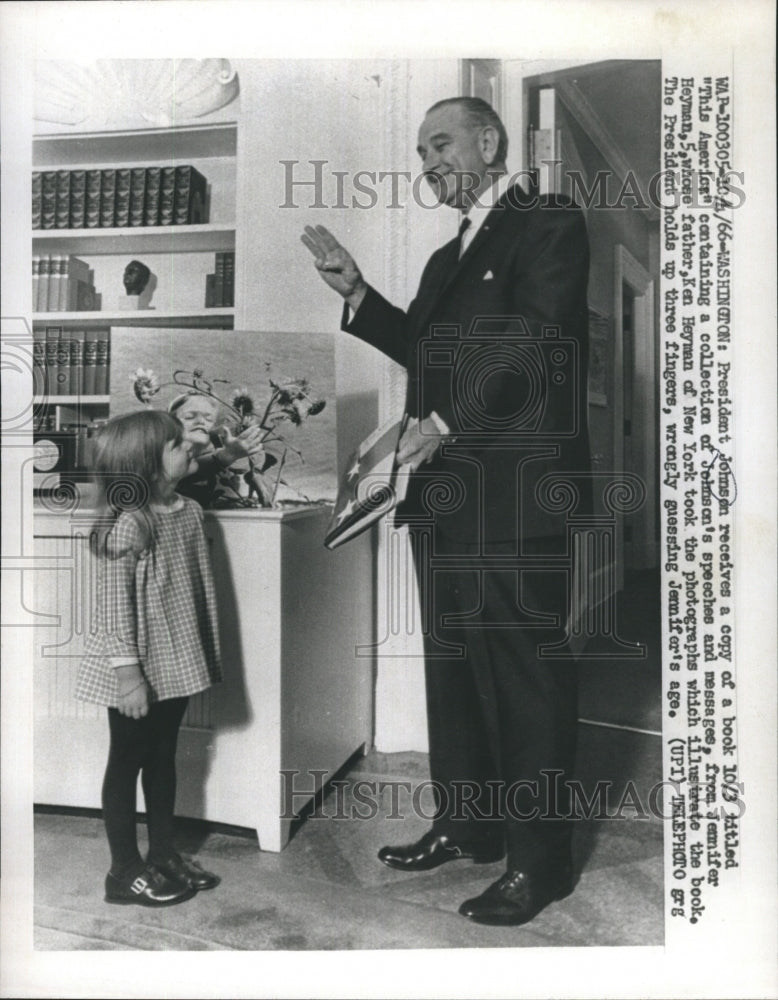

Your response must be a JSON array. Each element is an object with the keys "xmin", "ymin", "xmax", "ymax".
[{"xmin": 33, "ymin": 505, "xmax": 374, "ymax": 851}]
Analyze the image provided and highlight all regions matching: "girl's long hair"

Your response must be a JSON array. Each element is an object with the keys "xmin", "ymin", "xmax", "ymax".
[{"xmin": 89, "ymin": 410, "xmax": 184, "ymax": 556}]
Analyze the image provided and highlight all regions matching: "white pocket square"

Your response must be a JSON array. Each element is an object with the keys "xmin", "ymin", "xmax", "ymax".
[{"xmin": 482, "ymin": 270, "xmax": 494, "ymax": 280}]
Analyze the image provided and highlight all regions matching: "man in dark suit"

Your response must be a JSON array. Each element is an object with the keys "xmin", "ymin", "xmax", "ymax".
[{"xmin": 302, "ymin": 96, "xmax": 590, "ymax": 926}]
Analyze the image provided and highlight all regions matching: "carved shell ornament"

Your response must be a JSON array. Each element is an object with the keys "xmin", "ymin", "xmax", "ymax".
[{"xmin": 34, "ymin": 59, "xmax": 239, "ymax": 128}]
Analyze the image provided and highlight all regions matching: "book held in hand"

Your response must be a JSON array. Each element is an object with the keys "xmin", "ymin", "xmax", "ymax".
[{"xmin": 324, "ymin": 417, "xmax": 411, "ymax": 550}]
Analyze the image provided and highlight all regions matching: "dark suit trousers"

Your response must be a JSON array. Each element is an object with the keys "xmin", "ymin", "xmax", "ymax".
[{"xmin": 412, "ymin": 527, "xmax": 578, "ymax": 875}]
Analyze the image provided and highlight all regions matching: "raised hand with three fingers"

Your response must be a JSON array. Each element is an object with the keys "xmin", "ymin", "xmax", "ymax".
[{"xmin": 300, "ymin": 225, "xmax": 367, "ymax": 312}]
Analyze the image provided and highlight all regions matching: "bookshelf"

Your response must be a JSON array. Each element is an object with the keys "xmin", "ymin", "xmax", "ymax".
[
  {"xmin": 32, "ymin": 122, "xmax": 238, "ymax": 332},
  {"xmin": 32, "ymin": 121, "xmax": 239, "ymax": 489},
  {"xmin": 33, "ymin": 223, "xmax": 236, "ymax": 255},
  {"xmin": 35, "ymin": 309, "xmax": 234, "ymax": 328}
]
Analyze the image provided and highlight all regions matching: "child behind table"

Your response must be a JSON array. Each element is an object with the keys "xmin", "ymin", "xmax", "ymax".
[
  {"xmin": 168, "ymin": 391, "xmax": 267, "ymax": 507},
  {"xmin": 76, "ymin": 410, "xmax": 222, "ymax": 907}
]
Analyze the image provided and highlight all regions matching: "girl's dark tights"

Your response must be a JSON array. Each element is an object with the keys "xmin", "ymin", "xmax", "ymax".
[{"xmin": 102, "ymin": 697, "xmax": 189, "ymax": 877}]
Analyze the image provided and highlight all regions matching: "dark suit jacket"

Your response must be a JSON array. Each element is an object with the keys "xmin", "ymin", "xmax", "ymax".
[{"xmin": 343, "ymin": 184, "xmax": 591, "ymax": 546}]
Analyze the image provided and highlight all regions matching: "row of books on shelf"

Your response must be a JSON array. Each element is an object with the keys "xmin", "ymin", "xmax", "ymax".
[
  {"xmin": 32, "ymin": 165, "xmax": 208, "ymax": 230},
  {"xmin": 33, "ymin": 255, "xmax": 100, "ymax": 313},
  {"xmin": 205, "ymin": 252, "xmax": 235, "ymax": 307},
  {"xmin": 33, "ymin": 327, "xmax": 110, "ymax": 397}
]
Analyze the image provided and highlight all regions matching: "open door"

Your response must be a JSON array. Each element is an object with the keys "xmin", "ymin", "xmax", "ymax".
[
  {"xmin": 516, "ymin": 61, "xmax": 662, "ymax": 742},
  {"xmin": 523, "ymin": 62, "xmax": 661, "ymax": 581}
]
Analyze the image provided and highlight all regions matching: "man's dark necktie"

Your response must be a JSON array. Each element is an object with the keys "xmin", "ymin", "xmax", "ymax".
[{"xmin": 457, "ymin": 215, "xmax": 471, "ymax": 258}]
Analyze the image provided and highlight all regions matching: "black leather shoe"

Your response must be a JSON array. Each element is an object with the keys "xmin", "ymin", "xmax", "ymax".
[
  {"xmin": 378, "ymin": 830, "xmax": 504, "ymax": 872},
  {"xmin": 104, "ymin": 865, "xmax": 196, "ymax": 907},
  {"xmin": 458, "ymin": 867, "xmax": 574, "ymax": 926},
  {"xmin": 152, "ymin": 852, "xmax": 221, "ymax": 890}
]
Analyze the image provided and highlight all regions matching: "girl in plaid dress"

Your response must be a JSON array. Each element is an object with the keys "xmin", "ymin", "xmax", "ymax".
[{"xmin": 77, "ymin": 411, "xmax": 222, "ymax": 908}]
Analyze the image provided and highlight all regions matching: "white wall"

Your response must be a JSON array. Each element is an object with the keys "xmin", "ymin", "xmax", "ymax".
[{"xmin": 234, "ymin": 59, "xmax": 461, "ymax": 753}]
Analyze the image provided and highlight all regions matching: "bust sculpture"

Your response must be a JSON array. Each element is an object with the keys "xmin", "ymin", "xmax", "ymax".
[
  {"xmin": 119, "ymin": 259, "xmax": 154, "ymax": 310},
  {"xmin": 123, "ymin": 260, "xmax": 151, "ymax": 296}
]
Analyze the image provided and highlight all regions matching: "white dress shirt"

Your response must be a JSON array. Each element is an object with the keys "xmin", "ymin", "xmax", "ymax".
[{"xmin": 458, "ymin": 170, "xmax": 512, "ymax": 257}]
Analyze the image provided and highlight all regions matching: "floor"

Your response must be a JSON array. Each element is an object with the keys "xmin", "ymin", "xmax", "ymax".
[
  {"xmin": 34, "ymin": 569, "xmax": 664, "ymax": 951},
  {"xmin": 34, "ymin": 732, "xmax": 663, "ymax": 952}
]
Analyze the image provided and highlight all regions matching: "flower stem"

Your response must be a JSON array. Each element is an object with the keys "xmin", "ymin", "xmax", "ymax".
[{"xmin": 270, "ymin": 448, "xmax": 287, "ymax": 506}]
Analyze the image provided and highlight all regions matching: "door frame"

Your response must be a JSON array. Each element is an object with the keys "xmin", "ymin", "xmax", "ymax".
[{"xmin": 614, "ymin": 243, "xmax": 657, "ymax": 574}]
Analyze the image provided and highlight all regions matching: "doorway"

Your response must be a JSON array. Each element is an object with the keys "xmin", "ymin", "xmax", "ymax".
[
  {"xmin": 522, "ymin": 61, "xmax": 661, "ymax": 579},
  {"xmin": 518, "ymin": 60, "xmax": 662, "ymax": 742}
]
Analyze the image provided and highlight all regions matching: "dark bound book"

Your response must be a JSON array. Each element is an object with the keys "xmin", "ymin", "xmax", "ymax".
[
  {"xmin": 223, "ymin": 251, "xmax": 235, "ymax": 307},
  {"xmin": 99, "ymin": 168, "xmax": 117, "ymax": 228},
  {"xmin": 69, "ymin": 331, "xmax": 84, "ymax": 396},
  {"xmin": 324, "ymin": 417, "xmax": 411, "ymax": 550},
  {"xmin": 204, "ymin": 273, "xmax": 216, "ymax": 308},
  {"xmin": 82, "ymin": 329, "xmax": 99, "ymax": 395},
  {"xmin": 41, "ymin": 171, "xmax": 57, "ymax": 229},
  {"xmin": 214, "ymin": 251, "xmax": 225, "ymax": 307},
  {"xmin": 129, "ymin": 167, "xmax": 147, "ymax": 226},
  {"xmin": 65, "ymin": 278, "xmax": 98, "ymax": 312},
  {"xmin": 32, "ymin": 328, "xmax": 46, "ymax": 396},
  {"xmin": 55, "ymin": 170, "xmax": 71, "ymax": 228},
  {"xmin": 85, "ymin": 169, "xmax": 102, "ymax": 228},
  {"xmin": 173, "ymin": 165, "xmax": 208, "ymax": 224},
  {"xmin": 60, "ymin": 256, "xmax": 90, "ymax": 310},
  {"xmin": 32, "ymin": 172, "xmax": 42, "ymax": 229},
  {"xmin": 144, "ymin": 167, "xmax": 162, "ymax": 226},
  {"xmin": 159, "ymin": 166, "xmax": 177, "ymax": 226},
  {"xmin": 114, "ymin": 168, "xmax": 131, "ymax": 227},
  {"xmin": 69, "ymin": 169, "xmax": 87, "ymax": 228},
  {"xmin": 44, "ymin": 326, "xmax": 61, "ymax": 395},
  {"xmin": 94, "ymin": 330, "xmax": 110, "ymax": 395},
  {"xmin": 55, "ymin": 328, "xmax": 72, "ymax": 395},
  {"xmin": 65, "ymin": 255, "xmax": 91, "ymax": 282}
]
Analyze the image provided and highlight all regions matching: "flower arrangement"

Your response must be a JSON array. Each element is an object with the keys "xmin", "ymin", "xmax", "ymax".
[{"xmin": 130, "ymin": 365, "xmax": 326, "ymax": 508}]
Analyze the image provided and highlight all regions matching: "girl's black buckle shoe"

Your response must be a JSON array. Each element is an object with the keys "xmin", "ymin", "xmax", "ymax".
[
  {"xmin": 104, "ymin": 864, "xmax": 196, "ymax": 906},
  {"xmin": 152, "ymin": 851, "xmax": 221, "ymax": 890}
]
